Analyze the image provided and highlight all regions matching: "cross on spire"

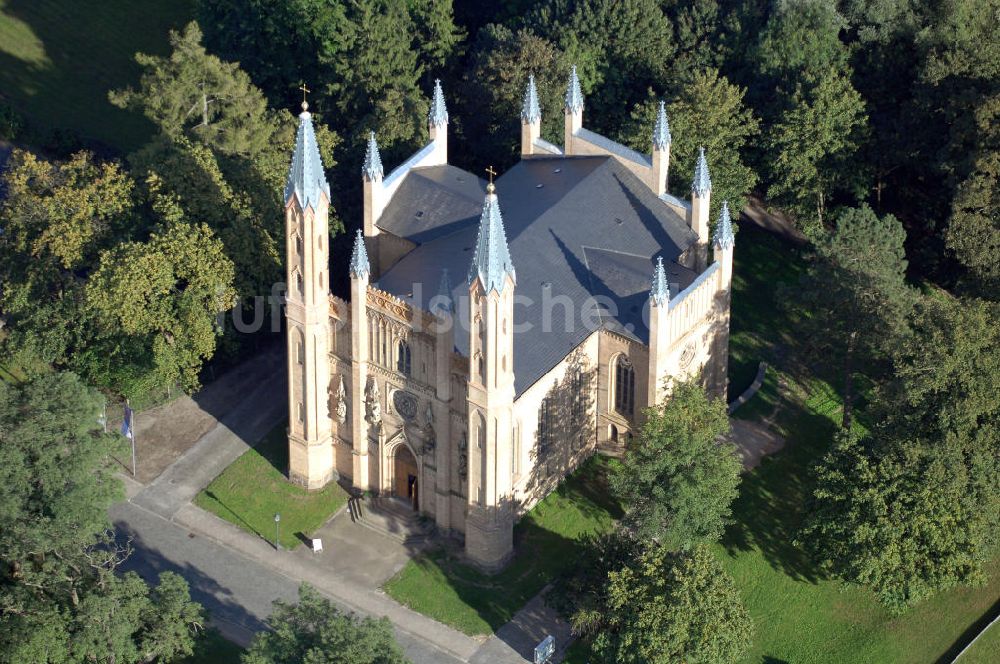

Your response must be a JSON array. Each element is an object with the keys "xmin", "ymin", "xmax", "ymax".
[
  {"xmin": 299, "ymin": 82, "xmax": 311, "ymax": 112},
  {"xmin": 485, "ymin": 166, "xmax": 497, "ymax": 192}
]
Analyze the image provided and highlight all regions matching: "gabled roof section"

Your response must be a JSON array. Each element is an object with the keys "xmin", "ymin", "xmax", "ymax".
[
  {"xmin": 376, "ymin": 165, "xmax": 487, "ymax": 244},
  {"xmin": 284, "ymin": 105, "xmax": 330, "ymax": 210},
  {"xmin": 376, "ymin": 155, "xmax": 700, "ymax": 395},
  {"xmin": 468, "ymin": 185, "xmax": 516, "ymax": 294},
  {"xmin": 522, "ymin": 74, "xmax": 541, "ymax": 124}
]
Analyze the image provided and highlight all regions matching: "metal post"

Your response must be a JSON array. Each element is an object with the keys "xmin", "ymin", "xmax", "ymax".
[
  {"xmin": 274, "ymin": 513, "xmax": 281, "ymax": 550},
  {"xmin": 129, "ymin": 400, "xmax": 136, "ymax": 478}
]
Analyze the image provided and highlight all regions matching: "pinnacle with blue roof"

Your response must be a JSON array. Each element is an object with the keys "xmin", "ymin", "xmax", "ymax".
[
  {"xmin": 713, "ymin": 200, "xmax": 736, "ymax": 250},
  {"xmin": 653, "ymin": 100, "xmax": 671, "ymax": 150},
  {"xmin": 468, "ymin": 183, "xmax": 516, "ymax": 294},
  {"xmin": 349, "ymin": 229, "xmax": 370, "ymax": 280},
  {"xmin": 428, "ymin": 79, "xmax": 449, "ymax": 128},
  {"xmin": 435, "ymin": 268, "xmax": 455, "ymax": 314},
  {"xmin": 362, "ymin": 131, "xmax": 383, "ymax": 181},
  {"xmin": 692, "ymin": 146, "xmax": 711, "ymax": 197},
  {"xmin": 522, "ymin": 74, "xmax": 542, "ymax": 124},
  {"xmin": 284, "ymin": 102, "xmax": 331, "ymax": 211},
  {"xmin": 650, "ymin": 256, "xmax": 670, "ymax": 306},
  {"xmin": 565, "ymin": 65, "xmax": 584, "ymax": 114}
]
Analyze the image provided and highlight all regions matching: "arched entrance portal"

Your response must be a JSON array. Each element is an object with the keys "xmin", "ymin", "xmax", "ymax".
[{"xmin": 393, "ymin": 445, "xmax": 419, "ymax": 511}]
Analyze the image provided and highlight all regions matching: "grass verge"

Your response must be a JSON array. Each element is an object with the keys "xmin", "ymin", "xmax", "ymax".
[
  {"xmin": 194, "ymin": 422, "xmax": 348, "ymax": 550},
  {"xmin": 383, "ymin": 456, "xmax": 621, "ymax": 636},
  {"xmin": 0, "ymin": 0, "xmax": 193, "ymax": 152}
]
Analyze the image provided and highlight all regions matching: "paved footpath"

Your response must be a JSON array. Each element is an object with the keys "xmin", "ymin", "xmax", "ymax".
[{"xmin": 114, "ymin": 353, "xmax": 569, "ymax": 663}]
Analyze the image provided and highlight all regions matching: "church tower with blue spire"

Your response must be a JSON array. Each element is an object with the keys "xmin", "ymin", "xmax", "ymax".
[
  {"xmin": 285, "ymin": 100, "xmax": 335, "ymax": 489},
  {"xmin": 465, "ymin": 178, "xmax": 517, "ymax": 570}
]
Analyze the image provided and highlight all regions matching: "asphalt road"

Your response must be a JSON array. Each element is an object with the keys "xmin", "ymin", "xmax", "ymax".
[{"xmin": 110, "ymin": 501, "xmax": 466, "ymax": 664}]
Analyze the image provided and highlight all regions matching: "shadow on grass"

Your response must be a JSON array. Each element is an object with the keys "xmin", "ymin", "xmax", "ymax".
[
  {"xmin": 202, "ymin": 490, "xmax": 264, "ymax": 540},
  {"xmin": 935, "ymin": 596, "xmax": 1000, "ymax": 664}
]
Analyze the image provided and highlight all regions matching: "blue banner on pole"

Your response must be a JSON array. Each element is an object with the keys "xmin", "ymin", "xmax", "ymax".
[{"xmin": 120, "ymin": 405, "xmax": 134, "ymax": 441}]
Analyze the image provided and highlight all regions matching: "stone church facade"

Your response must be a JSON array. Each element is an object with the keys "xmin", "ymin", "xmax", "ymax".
[{"xmin": 283, "ymin": 68, "xmax": 735, "ymax": 571}]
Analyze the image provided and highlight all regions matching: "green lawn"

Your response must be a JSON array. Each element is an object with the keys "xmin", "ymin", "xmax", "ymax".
[
  {"xmin": 958, "ymin": 618, "xmax": 1000, "ymax": 664},
  {"xmin": 565, "ymin": 223, "xmax": 1000, "ymax": 663},
  {"xmin": 173, "ymin": 629, "xmax": 243, "ymax": 664},
  {"xmin": 0, "ymin": 0, "xmax": 193, "ymax": 152},
  {"xmin": 383, "ymin": 456, "xmax": 621, "ymax": 636},
  {"xmin": 194, "ymin": 422, "xmax": 349, "ymax": 550}
]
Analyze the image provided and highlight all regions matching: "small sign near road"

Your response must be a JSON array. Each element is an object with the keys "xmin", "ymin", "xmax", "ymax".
[{"xmin": 534, "ymin": 635, "xmax": 555, "ymax": 664}]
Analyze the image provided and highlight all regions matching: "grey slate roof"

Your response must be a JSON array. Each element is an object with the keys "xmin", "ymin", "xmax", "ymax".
[
  {"xmin": 284, "ymin": 107, "xmax": 330, "ymax": 210},
  {"xmin": 377, "ymin": 155, "xmax": 698, "ymax": 395}
]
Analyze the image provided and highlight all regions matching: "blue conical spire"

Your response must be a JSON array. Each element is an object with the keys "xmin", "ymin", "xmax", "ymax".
[
  {"xmin": 435, "ymin": 268, "xmax": 455, "ymax": 314},
  {"xmin": 713, "ymin": 200, "xmax": 736, "ymax": 250},
  {"xmin": 284, "ymin": 102, "xmax": 331, "ymax": 210},
  {"xmin": 650, "ymin": 256, "xmax": 669, "ymax": 307},
  {"xmin": 522, "ymin": 74, "xmax": 541, "ymax": 124},
  {"xmin": 362, "ymin": 131, "xmax": 383, "ymax": 181},
  {"xmin": 565, "ymin": 65, "xmax": 584, "ymax": 114},
  {"xmin": 692, "ymin": 147, "xmax": 711, "ymax": 197},
  {"xmin": 653, "ymin": 100, "xmax": 671, "ymax": 150},
  {"xmin": 349, "ymin": 229, "xmax": 370, "ymax": 280},
  {"xmin": 468, "ymin": 184, "xmax": 516, "ymax": 294},
  {"xmin": 428, "ymin": 79, "xmax": 449, "ymax": 128}
]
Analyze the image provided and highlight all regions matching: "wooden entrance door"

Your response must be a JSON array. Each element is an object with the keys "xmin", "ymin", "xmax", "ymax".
[{"xmin": 393, "ymin": 445, "xmax": 419, "ymax": 510}]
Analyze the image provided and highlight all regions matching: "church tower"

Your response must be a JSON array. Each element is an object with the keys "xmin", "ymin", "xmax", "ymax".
[
  {"xmin": 647, "ymin": 257, "xmax": 671, "ymax": 407},
  {"xmin": 285, "ymin": 102, "xmax": 334, "ymax": 489},
  {"xmin": 521, "ymin": 74, "xmax": 541, "ymax": 156},
  {"xmin": 711, "ymin": 200, "xmax": 736, "ymax": 397},
  {"xmin": 564, "ymin": 65, "xmax": 584, "ymax": 154},
  {"xmin": 465, "ymin": 179, "xmax": 517, "ymax": 572}
]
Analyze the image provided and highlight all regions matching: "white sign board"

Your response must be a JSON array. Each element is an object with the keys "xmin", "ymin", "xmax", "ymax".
[{"xmin": 534, "ymin": 635, "xmax": 555, "ymax": 664}]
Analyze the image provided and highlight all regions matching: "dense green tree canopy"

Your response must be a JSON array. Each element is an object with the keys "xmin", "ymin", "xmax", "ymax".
[
  {"xmin": 591, "ymin": 544, "xmax": 754, "ymax": 664},
  {"xmin": 611, "ymin": 380, "xmax": 742, "ymax": 550},
  {"xmin": 0, "ymin": 373, "xmax": 204, "ymax": 662},
  {"xmin": 243, "ymin": 584, "xmax": 410, "ymax": 664},
  {"xmin": 797, "ymin": 205, "xmax": 914, "ymax": 428}
]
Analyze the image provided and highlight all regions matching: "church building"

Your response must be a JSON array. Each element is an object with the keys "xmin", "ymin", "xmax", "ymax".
[{"xmin": 283, "ymin": 67, "xmax": 736, "ymax": 571}]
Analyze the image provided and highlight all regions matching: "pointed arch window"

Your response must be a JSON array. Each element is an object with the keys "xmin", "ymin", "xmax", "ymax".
[
  {"xmin": 396, "ymin": 340, "xmax": 412, "ymax": 376},
  {"xmin": 538, "ymin": 393, "xmax": 555, "ymax": 455},
  {"xmin": 614, "ymin": 355, "xmax": 635, "ymax": 416}
]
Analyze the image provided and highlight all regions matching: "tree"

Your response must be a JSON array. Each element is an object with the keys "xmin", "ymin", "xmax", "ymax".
[
  {"xmin": 326, "ymin": 0, "xmax": 427, "ymax": 152},
  {"xmin": 410, "ymin": 0, "xmax": 465, "ymax": 73},
  {"xmin": 458, "ymin": 24, "xmax": 568, "ymax": 169},
  {"xmin": 620, "ymin": 69, "xmax": 759, "ymax": 220},
  {"xmin": 86, "ymin": 191, "xmax": 237, "ymax": 394},
  {"xmin": 110, "ymin": 21, "xmax": 342, "ymax": 300},
  {"xmin": 798, "ymin": 205, "xmax": 914, "ymax": 428},
  {"xmin": 765, "ymin": 70, "xmax": 868, "ymax": 229},
  {"xmin": 0, "ymin": 150, "xmax": 134, "ymax": 375},
  {"xmin": 111, "ymin": 22, "xmax": 281, "ymax": 159},
  {"xmin": 945, "ymin": 94, "xmax": 1000, "ymax": 295},
  {"xmin": 0, "ymin": 372, "xmax": 205, "ymax": 661},
  {"xmin": 243, "ymin": 584, "xmax": 410, "ymax": 664},
  {"xmin": 526, "ymin": 0, "xmax": 677, "ymax": 135},
  {"xmin": 800, "ymin": 428, "xmax": 992, "ymax": 610},
  {"xmin": 610, "ymin": 380, "xmax": 741, "ymax": 550},
  {"xmin": 589, "ymin": 544, "xmax": 753, "ymax": 664}
]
